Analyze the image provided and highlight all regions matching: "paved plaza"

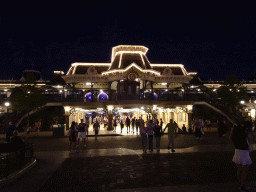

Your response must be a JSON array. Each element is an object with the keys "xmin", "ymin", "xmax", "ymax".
[{"xmin": 1, "ymin": 126, "xmax": 256, "ymax": 191}]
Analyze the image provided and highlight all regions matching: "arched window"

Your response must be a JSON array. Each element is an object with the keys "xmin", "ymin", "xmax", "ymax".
[
  {"xmin": 85, "ymin": 93, "xmax": 92, "ymax": 102},
  {"xmin": 98, "ymin": 93, "xmax": 108, "ymax": 102},
  {"xmin": 153, "ymin": 93, "xmax": 157, "ymax": 101}
]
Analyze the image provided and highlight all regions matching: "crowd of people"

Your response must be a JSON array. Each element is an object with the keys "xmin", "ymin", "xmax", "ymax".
[{"xmin": 4, "ymin": 114, "xmax": 256, "ymax": 191}]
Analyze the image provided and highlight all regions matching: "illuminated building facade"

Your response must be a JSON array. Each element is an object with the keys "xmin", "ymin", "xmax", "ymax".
[{"xmin": 62, "ymin": 45, "xmax": 195, "ymax": 130}]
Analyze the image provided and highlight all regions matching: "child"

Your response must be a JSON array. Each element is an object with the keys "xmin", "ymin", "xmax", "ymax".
[{"xmin": 68, "ymin": 121, "xmax": 77, "ymax": 153}]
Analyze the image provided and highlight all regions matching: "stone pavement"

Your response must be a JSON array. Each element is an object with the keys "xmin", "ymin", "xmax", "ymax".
[{"xmin": 1, "ymin": 127, "xmax": 256, "ymax": 192}]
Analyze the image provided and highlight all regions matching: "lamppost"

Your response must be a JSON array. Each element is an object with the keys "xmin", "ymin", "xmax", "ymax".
[{"xmin": 5, "ymin": 102, "xmax": 10, "ymax": 121}]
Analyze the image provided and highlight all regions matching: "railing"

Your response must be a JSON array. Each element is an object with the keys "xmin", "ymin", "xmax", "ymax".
[{"xmin": 0, "ymin": 143, "xmax": 34, "ymax": 179}]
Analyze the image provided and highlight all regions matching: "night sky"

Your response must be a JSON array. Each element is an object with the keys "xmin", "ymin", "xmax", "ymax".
[{"xmin": 1, "ymin": 1, "xmax": 256, "ymax": 81}]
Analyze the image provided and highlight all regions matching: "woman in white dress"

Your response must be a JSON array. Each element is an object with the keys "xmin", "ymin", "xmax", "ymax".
[{"xmin": 230, "ymin": 123, "xmax": 252, "ymax": 192}]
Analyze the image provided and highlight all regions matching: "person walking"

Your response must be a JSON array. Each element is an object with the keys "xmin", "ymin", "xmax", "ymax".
[
  {"xmin": 163, "ymin": 119, "xmax": 177, "ymax": 152},
  {"xmin": 126, "ymin": 116, "xmax": 131, "ymax": 133},
  {"xmin": 154, "ymin": 121, "xmax": 162, "ymax": 152},
  {"xmin": 85, "ymin": 119, "xmax": 89, "ymax": 136},
  {"xmin": 120, "ymin": 121, "xmax": 124, "ymax": 133},
  {"xmin": 77, "ymin": 119, "xmax": 86, "ymax": 148},
  {"xmin": 140, "ymin": 122, "xmax": 148, "ymax": 152},
  {"xmin": 194, "ymin": 118, "xmax": 202, "ymax": 140},
  {"xmin": 6, "ymin": 121, "xmax": 16, "ymax": 142},
  {"xmin": 230, "ymin": 123, "xmax": 252, "ymax": 192},
  {"xmin": 93, "ymin": 120, "xmax": 100, "ymax": 140},
  {"xmin": 132, "ymin": 117, "xmax": 135, "ymax": 133},
  {"xmin": 147, "ymin": 120, "xmax": 155, "ymax": 151},
  {"xmin": 135, "ymin": 118, "xmax": 140, "ymax": 133},
  {"xmin": 218, "ymin": 116, "xmax": 227, "ymax": 144},
  {"xmin": 159, "ymin": 118, "xmax": 163, "ymax": 129},
  {"xmin": 68, "ymin": 121, "xmax": 77, "ymax": 153},
  {"xmin": 113, "ymin": 118, "xmax": 117, "ymax": 132}
]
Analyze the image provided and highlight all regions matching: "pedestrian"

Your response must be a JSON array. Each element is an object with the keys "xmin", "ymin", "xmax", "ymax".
[
  {"xmin": 159, "ymin": 118, "xmax": 163, "ymax": 129},
  {"xmin": 6, "ymin": 121, "xmax": 16, "ymax": 142},
  {"xmin": 113, "ymin": 118, "xmax": 117, "ymax": 132},
  {"xmin": 218, "ymin": 116, "xmax": 227, "ymax": 144},
  {"xmin": 230, "ymin": 123, "xmax": 252, "ymax": 192},
  {"xmin": 10, "ymin": 130, "xmax": 25, "ymax": 150},
  {"xmin": 93, "ymin": 120, "xmax": 100, "ymax": 140},
  {"xmin": 132, "ymin": 117, "xmax": 135, "ymax": 133},
  {"xmin": 85, "ymin": 119, "xmax": 89, "ymax": 136},
  {"xmin": 163, "ymin": 119, "xmax": 177, "ymax": 152},
  {"xmin": 205, "ymin": 119, "xmax": 211, "ymax": 132},
  {"xmin": 140, "ymin": 122, "xmax": 148, "ymax": 152},
  {"xmin": 244, "ymin": 117, "xmax": 255, "ymax": 144},
  {"xmin": 34, "ymin": 120, "xmax": 40, "ymax": 137},
  {"xmin": 120, "ymin": 121, "xmax": 124, "ymax": 133},
  {"xmin": 182, "ymin": 124, "xmax": 187, "ymax": 133},
  {"xmin": 194, "ymin": 118, "xmax": 202, "ymax": 140},
  {"xmin": 147, "ymin": 120, "xmax": 155, "ymax": 151},
  {"xmin": 67, "ymin": 121, "xmax": 77, "ymax": 153},
  {"xmin": 135, "ymin": 118, "xmax": 140, "ymax": 133},
  {"xmin": 126, "ymin": 116, "xmax": 131, "ymax": 133},
  {"xmin": 77, "ymin": 119, "xmax": 86, "ymax": 148},
  {"xmin": 154, "ymin": 120, "xmax": 162, "ymax": 152}
]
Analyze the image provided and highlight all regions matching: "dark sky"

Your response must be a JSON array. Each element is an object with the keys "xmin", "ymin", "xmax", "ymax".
[{"xmin": 1, "ymin": 1, "xmax": 256, "ymax": 81}]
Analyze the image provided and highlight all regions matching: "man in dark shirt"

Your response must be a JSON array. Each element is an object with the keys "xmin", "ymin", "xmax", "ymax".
[
  {"xmin": 126, "ymin": 117, "xmax": 131, "ymax": 133},
  {"xmin": 6, "ymin": 121, "xmax": 16, "ymax": 142},
  {"xmin": 77, "ymin": 119, "xmax": 86, "ymax": 148},
  {"xmin": 11, "ymin": 130, "xmax": 25, "ymax": 150}
]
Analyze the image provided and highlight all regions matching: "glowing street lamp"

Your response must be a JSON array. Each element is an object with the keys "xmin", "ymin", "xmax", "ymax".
[{"xmin": 5, "ymin": 102, "xmax": 10, "ymax": 120}]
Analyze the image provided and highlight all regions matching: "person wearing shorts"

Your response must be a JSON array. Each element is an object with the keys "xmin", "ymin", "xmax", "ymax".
[
  {"xmin": 163, "ymin": 119, "xmax": 177, "ymax": 152},
  {"xmin": 230, "ymin": 123, "xmax": 252, "ymax": 191},
  {"xmin": 77, "ymin": 119, "xmax": 86, "ymax": 148}
]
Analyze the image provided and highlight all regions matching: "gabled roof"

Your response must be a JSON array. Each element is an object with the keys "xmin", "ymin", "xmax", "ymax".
[{"xmin": 108, "ymin": 45, "xmax": 152, "ymax": 70}]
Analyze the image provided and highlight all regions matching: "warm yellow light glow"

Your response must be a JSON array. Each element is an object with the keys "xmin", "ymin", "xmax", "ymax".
[
  {"xmin": 140, "ymin": 53, "xmax": 146, "ymax": 67},
  {"xmin": 151, "ymin": 64, "xmax": 188, "ymax": 76},
  {"xmin": 102, "ymin": 63, "xmax": 161, "ymax": 76},
  {"xmin": 251, "ymin": 109, "xmax": 255, "ymax": 118},
  {"xmin": 111, "ymin": 45, "xmax": 148, "ymax": 62},
  {"xmin": 5, "ymin": 102, "xmax": 10, "ymax": 107},
  {"xmin": 107, "ymin": 105, "xmax": 113, "ymax": 113},
  {"xmin": 54, "ymin": 71, "xmax": 64, "ymax": 75},
  {"xmin": 187, "ymin": 72, "xmax": 197, "ymax": 75},
  {"xmin": 118, "ymin": 53, "xmax": 123, "ymax": 68},
  {"xmin": 187, "ymin": 105, "xmax": 193, "ymax": 111},
  {"xmin": 240, "ymin": 100, "xmax": 245, "ymax": 104},
  {"xmin": 71, "ymin": 63, "xmax": 111, "ymax": 67},
  {"xmin": 64, "ymin": 106, "xmax": 70, "ymax": 112}
]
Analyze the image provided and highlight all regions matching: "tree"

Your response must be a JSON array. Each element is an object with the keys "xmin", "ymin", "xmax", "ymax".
[
  {"xmin": 12, "ymin": 81, "xmax": 46, "ymax": 125},
  {"xmin": 217, "ymin": 75, "xmax": 247, "ymax": 111}
]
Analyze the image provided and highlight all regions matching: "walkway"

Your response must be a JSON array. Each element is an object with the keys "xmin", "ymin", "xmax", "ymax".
[{"xmin": 0, "ymin": 127, "xmax": 256, "ymax": 191}]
